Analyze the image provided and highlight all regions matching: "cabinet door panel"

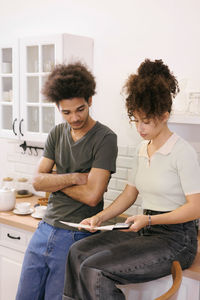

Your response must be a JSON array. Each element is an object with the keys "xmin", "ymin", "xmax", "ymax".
[
  {"xmin": 27, "ymin": 45, "xmax": 39, "ymax": 73},
  {"xmin": 118, "ymin": 276, "xmax": 200, "ymax": 300},
  {"xmin": 27, "ymin": 106, "xmax": 39, "ymax": 132},
  {"xmin": 20, "ymin": 35, "xmax": 62, "ymax": 142},
  {"xmin": 0, "ymin": 246, "xmax": 24, "ymax": 300},
  {"xmin": 0, "ymin": 42, "xmax": 19, "ymax": 139},
  {"xmin": 0, "ymin": 34, "xmax": 93, "ymax": 142},
  {"xmin": 2, "ymin": 105, "xmax": 13, "ymax": 130},
  {"xmin": 42, "ymin": 44, "xmax": 55, "ymax": 72},
  {"xmin": 42, "ymin": 107, "xmax": 55, "ymax": 133},
  {"xmin": 27, "ymin": 76, "xmax": 39, "ymax": 103}
]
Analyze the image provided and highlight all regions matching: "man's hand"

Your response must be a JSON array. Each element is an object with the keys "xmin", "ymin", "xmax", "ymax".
[
  {"xmin": 79, "ymin": 214, "xmax": 102, "ymax": 232},
  {"xmin": 61, "ymin": 168, "xmax": 111, "ymax": 207},
  {"xmin": 33, "ymin": 157, "xmax": 90, "ymax": 192},
  {"xmin": 72, "ymin": 173, "xmax": 88, "ymax": 185}
]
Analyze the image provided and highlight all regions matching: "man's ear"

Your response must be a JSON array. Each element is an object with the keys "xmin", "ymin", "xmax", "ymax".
[
  {"xmin": 56, "ymin": 103, "xmax": 60, "ymax": 111},
  {"xmin": 88, "ymin": 97, "xmax": 92, "ymax": 107}
]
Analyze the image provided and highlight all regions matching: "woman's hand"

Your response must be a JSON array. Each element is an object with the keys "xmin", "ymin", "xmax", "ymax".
[
  {"xmin": 79, "ymin": 214, "xmax": 102, "ymax": 232},
  {"xmin": 125, "ymin": 214, "xmax": 149, "ymax": 232}
]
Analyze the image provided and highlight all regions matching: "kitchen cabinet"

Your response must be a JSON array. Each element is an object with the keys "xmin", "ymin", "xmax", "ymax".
[
  {"xmin": 0, "ymin": 33, "xmax": 93, "ymax": 142},
  {"xmin": 0, "ymin": 223, "xmax": 33, "ymax": 300},
  {"xmin": 119, "ymin": 274, "xmax": 200, "ymax": 300},
  {"xmin": 0, "ymin": 41, "xmax": 19, "ymax": 139}
]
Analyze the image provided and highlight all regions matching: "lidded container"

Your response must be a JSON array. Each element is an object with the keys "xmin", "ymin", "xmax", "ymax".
[
  {"xmin": 17, "ymin": 177, "xmax": 29, "ymax": 195},
  {"xmin": 2, "ymin": 177, "xmax": 14, "ymax": 189},
  {"xmin": 0, "ymin": 177, "xmax": 16, "ymax": 211}
]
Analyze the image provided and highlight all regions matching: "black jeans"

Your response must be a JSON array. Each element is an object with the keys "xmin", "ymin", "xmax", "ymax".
[{"xmin": 63, "ymin": 211, "xmax": 198, "ymax": 300}]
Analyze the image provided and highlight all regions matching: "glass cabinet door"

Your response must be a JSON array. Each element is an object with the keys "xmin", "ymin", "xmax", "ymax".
[
  {"xmin": 20, "ymin": 33, "xmax": 94, "ymax": 142},
  {"xmin": 0, "ymin": 34, "xmax": 93, "ymax": 142},
  {"xmin": 20, "ymin": 36, "xmax": 62, "ymax": 142},
  {"xmin": 0, "ymin": 44, "xmax": 19, "ymax": 139}
]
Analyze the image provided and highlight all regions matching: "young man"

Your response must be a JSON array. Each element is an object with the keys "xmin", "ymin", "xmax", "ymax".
[{"xmin": 16, "ymin": 62, "xmax": 118, "ymax": 300}]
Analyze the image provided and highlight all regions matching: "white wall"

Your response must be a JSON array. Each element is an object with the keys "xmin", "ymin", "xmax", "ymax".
[
  {"xmin": 1, "ymin": 0, "xmax": 200, "ymax": 143},
  {"xmin": 0, "ymin": 0, "xmax": 200, "ymax": 185}
]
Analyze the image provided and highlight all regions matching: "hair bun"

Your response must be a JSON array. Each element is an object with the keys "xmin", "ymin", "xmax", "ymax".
[
  {"xmin": 138, "ymin": 59, "xmax": 170, "ymax": 78},
  {"xmin": 137, "ymin": 58, "xmax": 179, "ymax": 97}
]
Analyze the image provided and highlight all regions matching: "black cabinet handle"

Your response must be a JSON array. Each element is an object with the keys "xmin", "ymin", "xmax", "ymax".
[
  {"xmin": 19, "ymin": 118, "xmax": 24, "ymax": 136},
  {"xmin": 7, "ymin": 233, "xmax": 21, "ymax": 240},
  {"xmin": 12, "ymin": 118, "xmax": 17, "ymax": 135}
]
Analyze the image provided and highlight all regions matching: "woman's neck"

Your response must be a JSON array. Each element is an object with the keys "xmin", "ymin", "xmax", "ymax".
[{"xmin": 148, "ymin": 127, "xmax": 173, "ymax": 157}]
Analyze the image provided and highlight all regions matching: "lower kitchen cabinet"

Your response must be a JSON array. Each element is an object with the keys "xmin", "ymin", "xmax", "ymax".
[
  {"xmin": 0, "ymin": 223, "xmax": 200, "ymax": 300},
  {"xmin": 0, "ymin": 246, "xmax": 24, "ymax": 300},
  {"xmin": 0, "ymin": 224, "xmax": 33, "ymax": 300},
  {"xmin": 118, "ymin": 274, "xmax": 200, "ymax": 300}
]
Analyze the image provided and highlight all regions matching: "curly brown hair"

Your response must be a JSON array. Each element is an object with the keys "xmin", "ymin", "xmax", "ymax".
[
  {"xmin": 124, "ymin": 59, "xmax": 179, "ymax": 121},
  {"xmin": 42, "ymin": 62, "xmax": 96, "ymax": 104}
]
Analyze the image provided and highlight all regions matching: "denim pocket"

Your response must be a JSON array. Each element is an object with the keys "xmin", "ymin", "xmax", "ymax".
[
  {"xmin": 73, "ymin": 231, "xmax": 92, "ymax": 242},
  {"xmin": 37, "ymin": 220, "xmax": 44, "ymax": 229}
]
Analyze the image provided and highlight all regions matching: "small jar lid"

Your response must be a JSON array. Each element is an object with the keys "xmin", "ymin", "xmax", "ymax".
[
  {"xmin": 3, "ymin": 177, "xmax": 13, "ymax": 181},
  {"xmin": 18, "ymin": 177, "xmax": 28, "ymax": 182}
]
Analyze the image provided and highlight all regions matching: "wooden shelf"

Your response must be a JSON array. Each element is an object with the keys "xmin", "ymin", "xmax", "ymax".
[{"xmin": 169, "ymin": 113, "xmax": 200, "ymax": 125}]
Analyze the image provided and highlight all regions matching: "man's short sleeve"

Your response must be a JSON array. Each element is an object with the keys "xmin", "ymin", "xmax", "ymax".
[
  {"xmin": 92, "ymin": 133, "xmax": 117, "ymax": 174},
  {"xmin": 43, "ymin": 127, "xmax": 56, "ymax": 161}
]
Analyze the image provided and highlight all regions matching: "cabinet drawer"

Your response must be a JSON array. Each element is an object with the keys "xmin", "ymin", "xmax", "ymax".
[{"xmin": 0, "ymin": 224, "xmax": 33, "ymax": 252}]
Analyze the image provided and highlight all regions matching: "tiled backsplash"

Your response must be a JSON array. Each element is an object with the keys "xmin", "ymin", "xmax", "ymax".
[
  {"xmin": 104, "ymin": 145, "xmax": 143, "ymax": 216},
  {"xmin": 0, "ymin": 140, "xmax": 44, "ymax": 196},
  {"xmin": 1, "ymin": 139, "xmax": 200, "ymax": 216}
]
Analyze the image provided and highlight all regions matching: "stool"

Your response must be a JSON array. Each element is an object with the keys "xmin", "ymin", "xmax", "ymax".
[{"xmin": 117, "ymin": 261, "xmax": 182, "ymax": 300}]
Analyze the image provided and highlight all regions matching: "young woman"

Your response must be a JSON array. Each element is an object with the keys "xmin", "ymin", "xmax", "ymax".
[{"xmin": 63, "ymin": 59, "xmax": 200, "ymax": 300}]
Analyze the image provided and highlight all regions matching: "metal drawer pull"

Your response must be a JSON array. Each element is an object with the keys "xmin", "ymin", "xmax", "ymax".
[{"xmin": 7, "ymin": 233, "xmax": 21, "ymax": 240}]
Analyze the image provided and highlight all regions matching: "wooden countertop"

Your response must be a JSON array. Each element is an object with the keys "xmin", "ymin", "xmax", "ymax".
[
  {"xmin": 0, "ymin": 195, "xmax": 40, "ymax": 232},
  {"xmin": 0, "ymin": 198, "xmax": 200, "ymax": 281}
]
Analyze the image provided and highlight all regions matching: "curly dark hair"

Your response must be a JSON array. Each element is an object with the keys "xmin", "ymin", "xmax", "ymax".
[
  {"xmin": 42, "ymin": 62, "xmax": 96, "ymax": 104},
  {"xmin": 124, "ymin": 59, "xmax": 179, "ymax": 121}
]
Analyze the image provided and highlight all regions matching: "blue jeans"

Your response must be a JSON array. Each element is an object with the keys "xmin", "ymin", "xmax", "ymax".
[
  {"xmin": 16, "ymin": 221, "xmax": 92, "ymax": 300},
  {"xmin": 63, "ymin": 211, "xmax": 198, "ymax": 300}
]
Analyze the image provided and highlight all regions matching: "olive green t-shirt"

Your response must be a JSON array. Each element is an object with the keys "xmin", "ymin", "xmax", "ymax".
[{"xmin": 43, "ymin": 121, "xmax": 118, "ymax": 230}]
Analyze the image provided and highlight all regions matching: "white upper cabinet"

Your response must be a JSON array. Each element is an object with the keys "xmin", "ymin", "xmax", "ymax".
[
  {"xmin": 0, "ymin": 41, "xmax": 19, "ymax": 139},
  {"xmin": 0, "ymin": 33, "xmax": 93, "ymax": 142}
]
